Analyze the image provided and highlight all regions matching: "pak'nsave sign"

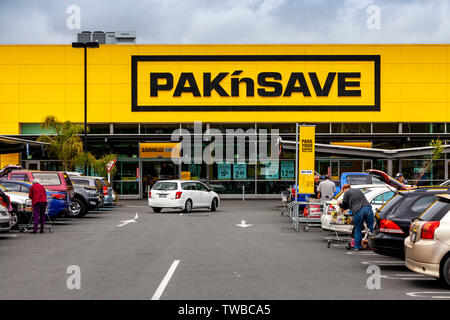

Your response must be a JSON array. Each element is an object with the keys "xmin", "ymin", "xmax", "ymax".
[{"xmin": 132, "ymin": 55, "xmax": 380, "ymax": 112}]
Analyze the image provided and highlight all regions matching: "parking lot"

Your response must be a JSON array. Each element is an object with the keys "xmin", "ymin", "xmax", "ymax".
[{"xmin": 0, "ymin": 199, "xmax": 448, "ymax": 300}]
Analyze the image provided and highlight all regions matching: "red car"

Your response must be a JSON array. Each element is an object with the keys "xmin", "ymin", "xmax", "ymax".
[{"xmin": 7, "ymin": 170, "xmax": 74, "ymax": 201}]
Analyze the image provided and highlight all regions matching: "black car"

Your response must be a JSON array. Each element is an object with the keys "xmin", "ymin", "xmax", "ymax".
[{"xmin": 372, "ymin": 186, "xmax": 450, "ymax": 257}]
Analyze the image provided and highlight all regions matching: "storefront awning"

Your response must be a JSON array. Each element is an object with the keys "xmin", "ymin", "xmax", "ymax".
[
  {"xmin": 0, "ymin": 135, "xmax": 49, "ymax": 154},
  {"xmin": 280, "ymin": 139, "xmax": 450, "ymax": 159}
]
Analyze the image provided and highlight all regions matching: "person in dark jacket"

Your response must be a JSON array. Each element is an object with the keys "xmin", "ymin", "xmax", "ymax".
[
  {"xmin": 28, "ymin": 179, "xmax": 47, "ymax": 234},
  {"xmin": 337, "ymin": 184, "xmax": 373, "ymax": 251}
]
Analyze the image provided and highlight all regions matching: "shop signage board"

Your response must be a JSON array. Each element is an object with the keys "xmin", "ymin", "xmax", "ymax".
[
  {"xmin": 140, "ymin": 142, "xmax": 180, "ymax": 159},
  {"xmin": 298, "ymin": 126, "xmax": 315, "ymax": 194}
]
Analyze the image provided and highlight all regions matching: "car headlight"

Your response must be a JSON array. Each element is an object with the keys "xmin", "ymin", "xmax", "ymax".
[{"xmin": 25, "ymin": 199, "xmax": 32, "ymax": 206}]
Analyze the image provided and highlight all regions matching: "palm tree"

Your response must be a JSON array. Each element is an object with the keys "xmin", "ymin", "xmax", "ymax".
[{"xmin": 37, "ymin": 115, "xmax": 84, "ymax": 171}]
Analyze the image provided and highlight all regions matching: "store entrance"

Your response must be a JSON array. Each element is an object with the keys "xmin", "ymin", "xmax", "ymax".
[{"xmin": 141, "ymin": 160, "xmax": 179, "ymax": 196}]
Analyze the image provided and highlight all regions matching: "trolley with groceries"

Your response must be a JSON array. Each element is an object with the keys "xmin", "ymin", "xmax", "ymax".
[
  {"xmin": 18, "ymin": 199, "xmax": 54, "ymax": 233},
  {"xmin": 326, "ymin": 208, "xmax": 354, "ymax": 249}
]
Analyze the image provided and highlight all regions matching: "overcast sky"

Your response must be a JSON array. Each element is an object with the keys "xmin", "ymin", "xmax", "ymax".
[{"xmin": 1, "ymin": 0, "xmax": 449, "ymax": 44}]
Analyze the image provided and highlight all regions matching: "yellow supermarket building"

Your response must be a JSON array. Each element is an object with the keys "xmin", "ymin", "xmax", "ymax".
[{"xmin": 0, "ymin": 44, "xmax": 449, "ymax": 198}]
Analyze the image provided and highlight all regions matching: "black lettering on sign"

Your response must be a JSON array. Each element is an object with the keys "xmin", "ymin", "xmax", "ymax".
[
  {"xmin": 173, "ymin": 73, "xmax": 201, "ymax": 97},
  {"xmin": 150, "ymin": 73, "xmax": 173, "ymax": 97},
  {"xmin": 301, "ymin": 139, "xmax": 313, "ymax": 152},
  {"xmin": 257, "ymin": 72, "xmax": 282, "ymax": 97},
  {"xmin": 338, "ymin": 72, "xmax": 361, "ymax": 97}
]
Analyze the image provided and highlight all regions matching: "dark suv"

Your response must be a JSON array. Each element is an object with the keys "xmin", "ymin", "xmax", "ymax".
[
  {"xmin": 372, "ymin": 186, "xmax": 450, "ymax": 257},
  {"xmin": 69, "ymin": 176, "xmax": 104, "ymax": 216}
]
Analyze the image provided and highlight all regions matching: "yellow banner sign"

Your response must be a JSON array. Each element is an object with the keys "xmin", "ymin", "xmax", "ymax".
[
  {"xmin": 140, "ymin": 142, "xmax": 180, "ymax": 158},
  {"xmin": 298, "ymin": 126, "xmax": 315, "ymax": 194}
]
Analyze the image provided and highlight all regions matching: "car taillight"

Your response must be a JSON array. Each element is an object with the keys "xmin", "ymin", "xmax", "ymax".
[
  {"xmin": 103, "ymin": 186, "xmax": 108, "ymax": 195},
  {"xmin": 379, "ymin": 219, "xmax": 404, "ymax": 234},
  {"xmin": 148, "ymin": 190, "xmax": 151, "ymax": 199},
  {"xmin": 175, "ymin": 191, "xmax": 182, "ymax": 199},
  {"xmin": 50, "ymin": 193, "xmax": 65, "ymax": 200},
  {"xmin": 421, "ymin": 221, "xmax": 440, "ymax": 240}
]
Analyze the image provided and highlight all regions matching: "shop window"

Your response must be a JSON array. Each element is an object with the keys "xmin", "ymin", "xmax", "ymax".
[
  {"xmin": 88, "ymin": 124, "xmax": 110, "ymax": 134},
  {"xmin": 372, "ymin": 123, "xmax": 398, "ymax": 133},
  {"xmin": 113, "ymin": 182, "xmax": 139, "ymax": 195},
  {"xmin": 211, "ymin": 163, "xmax": 256, "ymax": 180},
  {"xmin": 402, "ymin": 123, "xmax": 444, "ymax": 134},
  {"xmin": 115, "ymin": 161, "xmax": 139, "ymax": 181},
  {"xmin": 257, "ymin": 123, "xmax": 295, "ymax": 134},
  {"xmin": 141, "ymin": 124, "xmax": 180, "ymax": 134},
  {"xmin": 111, "ymin": 142, "xmax": 138, "ymax": 158},
  {"xmin": 114, "ymin": 124, "xmax": 138, "ymax": 134},
  {"xmin": 257, "ymin": 181, "xmax": 293, "ymax": 194},
  {"xmin": 208, "ymin": 181, "xmax": 255, "ymax": 195},
  {"xmin": 331, "ymin": 123, "xmax": 371, "ymax": 134}
]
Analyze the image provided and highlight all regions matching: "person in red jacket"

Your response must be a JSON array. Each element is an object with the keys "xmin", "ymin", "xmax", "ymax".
[{"xmin": 28, "ymin": 179, "xmax": 47, "ymax": 233}]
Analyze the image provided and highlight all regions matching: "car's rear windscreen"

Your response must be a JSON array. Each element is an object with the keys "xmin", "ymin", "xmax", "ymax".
[
  {"xmin": 153, "ymin": 182, "xmax": 177, "ymax": 191},
  {"xmin": 419, "ymin": 200, "xmax": 450, "ymax": 221},
  {"xmin": 32, "ymin": 173, "xmax": 61, "ymax": 186}
]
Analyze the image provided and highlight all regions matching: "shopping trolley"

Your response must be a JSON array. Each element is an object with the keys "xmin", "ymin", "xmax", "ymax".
[
  {"xmin": 326, "ymin": 212, "xmax": 353, "ymax": 248},
  {"xmin": 298, "ymin": 201, "xmax": 325, "ymax": 232},
  {"xmin": 18, "ymin": 200, "xmax": 54, "ymax": 233}
]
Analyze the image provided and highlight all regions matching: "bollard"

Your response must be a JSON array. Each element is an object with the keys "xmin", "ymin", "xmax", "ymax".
[{"xmin": 242, "ymin": 185, "xmax": 245, "ymax": 202}]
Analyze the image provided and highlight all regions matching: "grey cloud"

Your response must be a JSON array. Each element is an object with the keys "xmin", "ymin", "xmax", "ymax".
[{"xmin": 0, "ymin": 0, "xmax": 449, "ymax": 44}]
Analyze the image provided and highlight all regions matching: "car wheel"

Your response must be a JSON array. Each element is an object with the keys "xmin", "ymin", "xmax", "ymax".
[
  {"xmin": 69, "ymin": 198, "xmax": 86, "ymax": 218},
  {"xmin": 152, "ymin": 207, "xmax": 162, "ymax": 213},
  {"xmin": 210, "ymin": 198, "xmax": 217, "ymax": 212},
  {"xmin": 183, "ymin": 199, "xmax": 192, "ymax": 213},
  {"xmin": 9, "ymin": 211, "xmax": 19, "ymax": 228},
  {"xmin": 440, "ymin": 255, "xmax": 450, "ymax": 288}
]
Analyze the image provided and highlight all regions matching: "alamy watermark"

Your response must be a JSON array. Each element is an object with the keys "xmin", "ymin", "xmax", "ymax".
[
  {"xmin": 170, "ymin": 121, "xmax": 281, "ymax": 171},
  {"xmin": 66, "ymin": 265, "xmax": 81, "ymax": 290},
  {"xmin": 66, "ymin": 5, "xmax": 81, "ymax": 30}
]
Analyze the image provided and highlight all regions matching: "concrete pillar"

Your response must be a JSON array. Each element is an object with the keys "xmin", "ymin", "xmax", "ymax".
[{"xmin": 387, "ymin": 158, "xmax": 393, "ymax": 176}]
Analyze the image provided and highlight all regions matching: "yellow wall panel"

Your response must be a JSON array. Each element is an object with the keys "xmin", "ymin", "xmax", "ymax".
[
  {"xmin": 0, "ymin": 65, "xmax": 19, "ymax": 83},
  {"xmin": 0, "ymin": 84, "xmax": 19, "ymax": 103}
]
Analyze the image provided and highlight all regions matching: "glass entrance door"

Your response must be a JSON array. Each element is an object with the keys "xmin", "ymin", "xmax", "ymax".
[{"xmin": 142, "ymin": 161, "xmax": 179, "ymax": 197}]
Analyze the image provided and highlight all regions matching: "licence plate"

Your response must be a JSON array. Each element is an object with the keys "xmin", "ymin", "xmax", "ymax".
[
  {"xmin": 159, "ymin": 194, "xmax": 167, "ymax": 198},
  {"xmin": 410, "ymin": 231, "xmax": 417, "ymax": 243}
]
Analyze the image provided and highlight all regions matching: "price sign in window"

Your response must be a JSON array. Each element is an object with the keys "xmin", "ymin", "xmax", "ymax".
[
  {"xmin": 218, "ymin": 163, "xmax": 231, "ymax": 180},
  {"xmin": 233, "ymin": 163, "xmax": 247, "ymax": 180},
  {"xmin": 280, "ymin": 161, "xmax": 294, "ymax": 179}
]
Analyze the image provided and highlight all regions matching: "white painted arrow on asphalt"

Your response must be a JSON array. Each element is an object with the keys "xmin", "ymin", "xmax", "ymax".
[
  {"xmin": 117, "ymin": 213, "xmax": 139, "ymax": 227},
  {"xmin": 235, "ymin": 220, "xmax": 253, "ymax": 228}
]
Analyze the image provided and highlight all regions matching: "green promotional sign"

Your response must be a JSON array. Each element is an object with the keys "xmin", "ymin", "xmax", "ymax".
[
  {"xmin": 218, "ymin": 163, "xmax": 231, "ymax": 180},
  {"xmin": 233, "ymin": 163, "xmax": 247, "ymax": 179},
  {"xmin": 280, "ymin": 161, "xmax": 294, "ymax": 179},
  {"xmin": 264, "ymin": 161, "xmax": 279, "ymax": 180}
]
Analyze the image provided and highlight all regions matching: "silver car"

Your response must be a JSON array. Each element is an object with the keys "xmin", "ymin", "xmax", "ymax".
[{"xmin": 0, "ymin": 204, "xmax": 11, "ymax": 233}]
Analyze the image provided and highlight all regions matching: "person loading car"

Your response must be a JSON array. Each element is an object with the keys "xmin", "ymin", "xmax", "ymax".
[
  {"xmin": 28, "ymin": 179, "xmax": 47, "ymax": 234},
  {"xmin": 337, "ymin": 184, "xmax": 373, "ymax": 251}
]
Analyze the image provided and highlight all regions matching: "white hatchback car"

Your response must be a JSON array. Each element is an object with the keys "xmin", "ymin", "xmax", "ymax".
[{"xmin": 148, "ymin": 180, "xmax": 220, "ymax": 213}]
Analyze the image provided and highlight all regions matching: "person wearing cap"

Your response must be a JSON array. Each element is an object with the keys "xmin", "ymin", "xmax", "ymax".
[
  {"xmin": 337, "ymin": 184, "xmax": 374, "ymax": 251},
  {"xmin": 28, "ymin": 179, "xmax": 48, "ymax": 234},
  {"xmin": 395, "ymin": 173, "xmax": 408, "ymax": 185},
  {"xmin": 317, "ymin": 175, "xmax": 336, "ymax": 200}
]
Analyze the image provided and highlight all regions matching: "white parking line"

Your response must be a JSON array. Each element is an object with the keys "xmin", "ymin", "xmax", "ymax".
[
  {"xmin": 361, "ymin": 260, "xmax": 405, "ymax": 266},
  {"xmin": 406, "ymin": 291, "xmax": 450, "ymax": 299},
  {"xmin": 151, "ymin": 260, "xmax": 180, "ymax": 300}
]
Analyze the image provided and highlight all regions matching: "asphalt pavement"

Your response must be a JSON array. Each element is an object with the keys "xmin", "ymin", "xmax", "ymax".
[{"xmin": 0, "ymin": 199, "xmax": 448, "ymax": 300}]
